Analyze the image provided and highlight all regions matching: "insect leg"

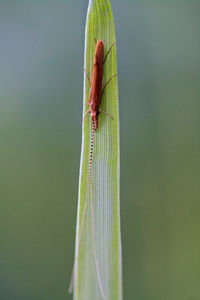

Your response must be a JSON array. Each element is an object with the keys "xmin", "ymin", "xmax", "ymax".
[
  {"xmin": 100, "ymin": 73, "xmax": 118, "ymax": 100},
  {"xmin": 83, "ymin": 67, "xmax": 90, "ymax": 83},
  {"xmin": 103, "ymin": 41, "xmax": 115, "ymax": 64},
  {"xmin": 82, "ymin": 109, "xmax": 90, "ymax": 123},
  {"xmin": 99, "ymin": 108, "xmax": 113, "ymax": 119},
  {"xmin": 94, "ymin": 38, "xmax": 97, "ymax": 44}
]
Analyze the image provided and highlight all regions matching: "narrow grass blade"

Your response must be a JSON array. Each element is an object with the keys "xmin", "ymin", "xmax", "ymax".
[{"xmin": 73, "ymin": 0, "xmax": 122, "ymax": 299}]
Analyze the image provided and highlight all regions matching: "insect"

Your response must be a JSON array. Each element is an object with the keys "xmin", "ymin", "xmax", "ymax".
[{"xmin": 69, "ymin": 39, "xmax": 117, "ymax": 298}]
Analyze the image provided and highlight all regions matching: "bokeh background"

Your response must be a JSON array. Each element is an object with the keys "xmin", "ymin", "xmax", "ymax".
[{"xmin": 1, "ymin": 1, "xmax": 200, "ymax": 299}]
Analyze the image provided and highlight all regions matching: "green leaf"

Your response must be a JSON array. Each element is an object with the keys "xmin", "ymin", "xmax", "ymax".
[{"xmin": 73, "ymin": 0, "xmax": 122, "ymax": 299}]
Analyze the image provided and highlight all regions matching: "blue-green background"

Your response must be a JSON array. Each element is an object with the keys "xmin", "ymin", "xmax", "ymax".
[{"xmin": 1, "ymin": 1, "xmax": 200, "ymax": 299}]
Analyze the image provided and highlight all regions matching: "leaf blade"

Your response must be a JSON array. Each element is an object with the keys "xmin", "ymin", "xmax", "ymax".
[{"xmin": 74, "ymin": 1, "xmax": 122, "ymax": 299}]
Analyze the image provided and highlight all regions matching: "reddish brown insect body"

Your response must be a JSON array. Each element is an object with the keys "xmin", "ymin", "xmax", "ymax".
[{"xmin": 88, "ymin": 40, "xmax": 104, "ymax": 130}]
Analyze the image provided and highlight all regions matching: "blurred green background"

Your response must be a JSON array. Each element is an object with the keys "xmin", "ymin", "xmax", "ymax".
[{"xmin": 0, "ymin": 1, "xmax": 200, "ymax": 299}]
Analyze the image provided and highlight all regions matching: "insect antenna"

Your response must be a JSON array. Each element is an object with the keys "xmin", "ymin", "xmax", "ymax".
[
  {"xmin": 89, "ymin": 119, "xmax": 105, "ymax": 298},
  {"xmin": 69, "ymin": 119, "xmax": 105, "ymax": 298},
  {"xmin": 68, "ymin": 119, "xmax": 94, "ymax": 293}
]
